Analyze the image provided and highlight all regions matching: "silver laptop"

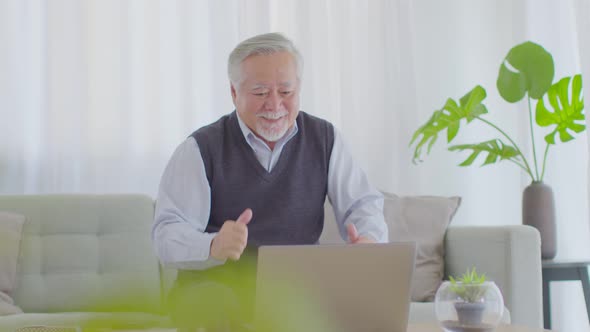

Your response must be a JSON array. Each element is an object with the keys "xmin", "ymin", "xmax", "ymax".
[{"xmin": 255, "ymin": 242, "xmax": 416, "ymax": 332}]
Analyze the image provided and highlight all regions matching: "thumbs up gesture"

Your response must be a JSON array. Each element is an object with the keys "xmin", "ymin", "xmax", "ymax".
[{"xmin": 210, "ymin": 209, "xmax": 253, "ymax": 261}]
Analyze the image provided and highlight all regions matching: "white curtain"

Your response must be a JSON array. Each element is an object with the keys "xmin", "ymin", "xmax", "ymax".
[{"xmin": 1, "ymin": 0, "xmax": 589, "ymax": 330}]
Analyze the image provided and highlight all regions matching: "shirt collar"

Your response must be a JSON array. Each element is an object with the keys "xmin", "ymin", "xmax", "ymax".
[{"xmin": 236, "ymin": 111, "xmax": 299, "ymax": 151}]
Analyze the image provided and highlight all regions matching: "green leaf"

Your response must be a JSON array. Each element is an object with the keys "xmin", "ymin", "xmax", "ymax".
[
  {"xmin": 536, "ymin": 75, "xmax": 585, "ymax": 144},
  {"xmin": 497, "ymin": 41, "xmax": 554, "ymax": 102},
  {"xmin": 410, "ymin": 86, "xmax": 488, "ymax": 163},
  {"xmin": 448, "ymin": 139, "xmax": 520, "ymax": 167}
]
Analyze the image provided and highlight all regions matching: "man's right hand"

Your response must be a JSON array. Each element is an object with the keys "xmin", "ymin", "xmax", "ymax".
[{"xmin": 210, "ymin": 208, "xmax": 253, "ymax": 261}]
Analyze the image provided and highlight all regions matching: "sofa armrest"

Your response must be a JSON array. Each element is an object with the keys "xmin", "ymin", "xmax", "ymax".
[{"xmin": 444, "ymin": 225, "xmax": 542, "ymax": 328}]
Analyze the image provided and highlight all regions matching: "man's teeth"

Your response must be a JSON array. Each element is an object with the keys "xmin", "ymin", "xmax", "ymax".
[{"xmin": 260, "ymin": 113, "xmax": 285, "ymax": 120}]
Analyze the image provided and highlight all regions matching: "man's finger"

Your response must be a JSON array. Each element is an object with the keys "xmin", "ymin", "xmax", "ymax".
[
  {"xmin": 346, "ymin": 223, "xmax": 359, "ymax": 243},
  {"xmin": 236, "ymin": 208, "xmax": 253, "ymax": 225},
  {"xmin": 229, "ymin": 234, "xmax": 247, "ymax": 249}
]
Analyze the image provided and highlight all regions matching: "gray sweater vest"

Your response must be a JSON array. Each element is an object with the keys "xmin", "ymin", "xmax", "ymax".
[{"xmin": 191, "ymin": 111, "xmax": 335, "ymax": 247}]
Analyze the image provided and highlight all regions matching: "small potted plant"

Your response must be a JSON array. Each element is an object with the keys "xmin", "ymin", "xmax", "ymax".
[
  {"xmin": 449, "ymin": 268, "xmax": 488, "ymax": 325},
  {"xmin": 435, "ymin": 267, "xmax": 504, "ymax": 330}
]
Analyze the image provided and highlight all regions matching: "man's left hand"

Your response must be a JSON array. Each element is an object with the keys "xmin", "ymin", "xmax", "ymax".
[{"xmin": 346, "ymin": 223, "xmax": 376, "ymax": 244}]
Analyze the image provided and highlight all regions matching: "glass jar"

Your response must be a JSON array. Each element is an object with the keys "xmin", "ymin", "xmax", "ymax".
[{"xmin": 434, "ymin": 281, "xmax": 504, "ymax": 332}]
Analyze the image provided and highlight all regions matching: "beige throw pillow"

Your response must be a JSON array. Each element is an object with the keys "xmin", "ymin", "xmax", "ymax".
[
  {"xmin": 383, "ymin": 192, "xmax": 461, "ymax": 302},
  {"xmin": 0, "ymin": 211, "xmax": 25, "ymax": 315}
]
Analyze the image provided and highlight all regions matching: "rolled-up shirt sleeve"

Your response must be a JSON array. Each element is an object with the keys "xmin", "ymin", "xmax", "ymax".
[
  {"xmin": 327, "ymin": 129, "xmax": 389, "ymax": 243},
  {"xmin": 152, "ymin": 137, "xmax": 225, "ymax": 270}
]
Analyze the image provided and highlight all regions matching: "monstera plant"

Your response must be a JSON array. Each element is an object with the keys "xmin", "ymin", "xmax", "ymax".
[{"xmin": 410, "ymin": 41, "xmax": 585, "ymax": 259}]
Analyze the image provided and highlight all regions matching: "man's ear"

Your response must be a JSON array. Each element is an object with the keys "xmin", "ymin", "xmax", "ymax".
[{"xmin": 230, "ymin": 83, "xmax": 238, "ymax": 105}]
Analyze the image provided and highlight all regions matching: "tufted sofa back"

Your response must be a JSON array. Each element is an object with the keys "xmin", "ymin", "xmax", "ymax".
[{"xmin": 0, "ymin": 194, "xmax": 162, "ymax": 314}]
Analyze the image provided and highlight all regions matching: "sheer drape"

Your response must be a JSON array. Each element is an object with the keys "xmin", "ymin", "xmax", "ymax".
[{"xmin": 1, "ymin": 0, "xmax": 589, "ymax": 330}]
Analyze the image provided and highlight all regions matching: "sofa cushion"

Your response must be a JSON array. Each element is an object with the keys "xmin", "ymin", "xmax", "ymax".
[
  {"xmin": 0, "ymin": 211, "xmax": 25, "ymax": 315},
  {"xmin": 320, "ymin": 192, "xmax": 461, "ymax": 302},
  {"xmin": 0, "ymin": 195, "xmax": 162, "ymax": 314},
  {"xmin": 385, "ymin": 193, "xmax": 461, "ymax": 302}
]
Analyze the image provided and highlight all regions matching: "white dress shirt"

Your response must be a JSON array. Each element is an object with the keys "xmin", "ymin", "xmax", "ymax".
[{"xmin": 152, "ymin": 113, "xmax": 388, "ymax": 270}]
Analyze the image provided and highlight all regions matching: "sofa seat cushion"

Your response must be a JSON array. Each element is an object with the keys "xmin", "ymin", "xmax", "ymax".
[
  {"xmin": 0, "ymin": 312, "xmax": 171, "ymax": 331},
  {"xmin": 408, "ymin": 302, "xmax": 512, "ymax": 324}
]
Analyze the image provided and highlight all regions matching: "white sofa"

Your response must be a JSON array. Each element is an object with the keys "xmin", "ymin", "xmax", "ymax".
[{"xmin": 0, "ymin": 194, "xmax": 543, "ymax": 331}]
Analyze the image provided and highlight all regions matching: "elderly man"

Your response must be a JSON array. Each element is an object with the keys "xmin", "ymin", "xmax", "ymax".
[{"xmin": 152, "ymin": 32, "xmax": 387, "ymax": 330}]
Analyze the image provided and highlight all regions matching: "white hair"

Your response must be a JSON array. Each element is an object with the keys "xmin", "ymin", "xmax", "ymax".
[{"xmin": 228, "ymin": 32, "xmax": 303, "ymax": 87}]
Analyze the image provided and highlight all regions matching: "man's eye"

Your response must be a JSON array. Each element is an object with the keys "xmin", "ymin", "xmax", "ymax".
[
  {"xmin": 254, "ymin": 93, "xmax": 268, "ymax": 97},
  {"xmin": 280, "ymin": 91, "xmax": 293, "ymax": 96}
]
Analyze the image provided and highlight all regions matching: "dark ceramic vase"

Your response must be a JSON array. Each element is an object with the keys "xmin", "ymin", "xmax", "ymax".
[{"xmin": 522, "ymin": 182, "xmax": 557, "ymax": 259}]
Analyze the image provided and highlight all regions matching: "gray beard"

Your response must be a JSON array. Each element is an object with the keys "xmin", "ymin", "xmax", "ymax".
[{"xmin": 255, "ymin": 123, "xmax": 289, "ymax": 142}]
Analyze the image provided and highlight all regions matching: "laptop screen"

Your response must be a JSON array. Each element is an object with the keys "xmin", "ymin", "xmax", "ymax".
[{"xmin": 255, "ymin": 242, "xmax": 416, "ymax": 332}]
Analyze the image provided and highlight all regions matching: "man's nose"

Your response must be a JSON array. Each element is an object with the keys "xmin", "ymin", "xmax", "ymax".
[{"xmin": 264, "ymin": 92, "xmax": 282, "ymax": 110}]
